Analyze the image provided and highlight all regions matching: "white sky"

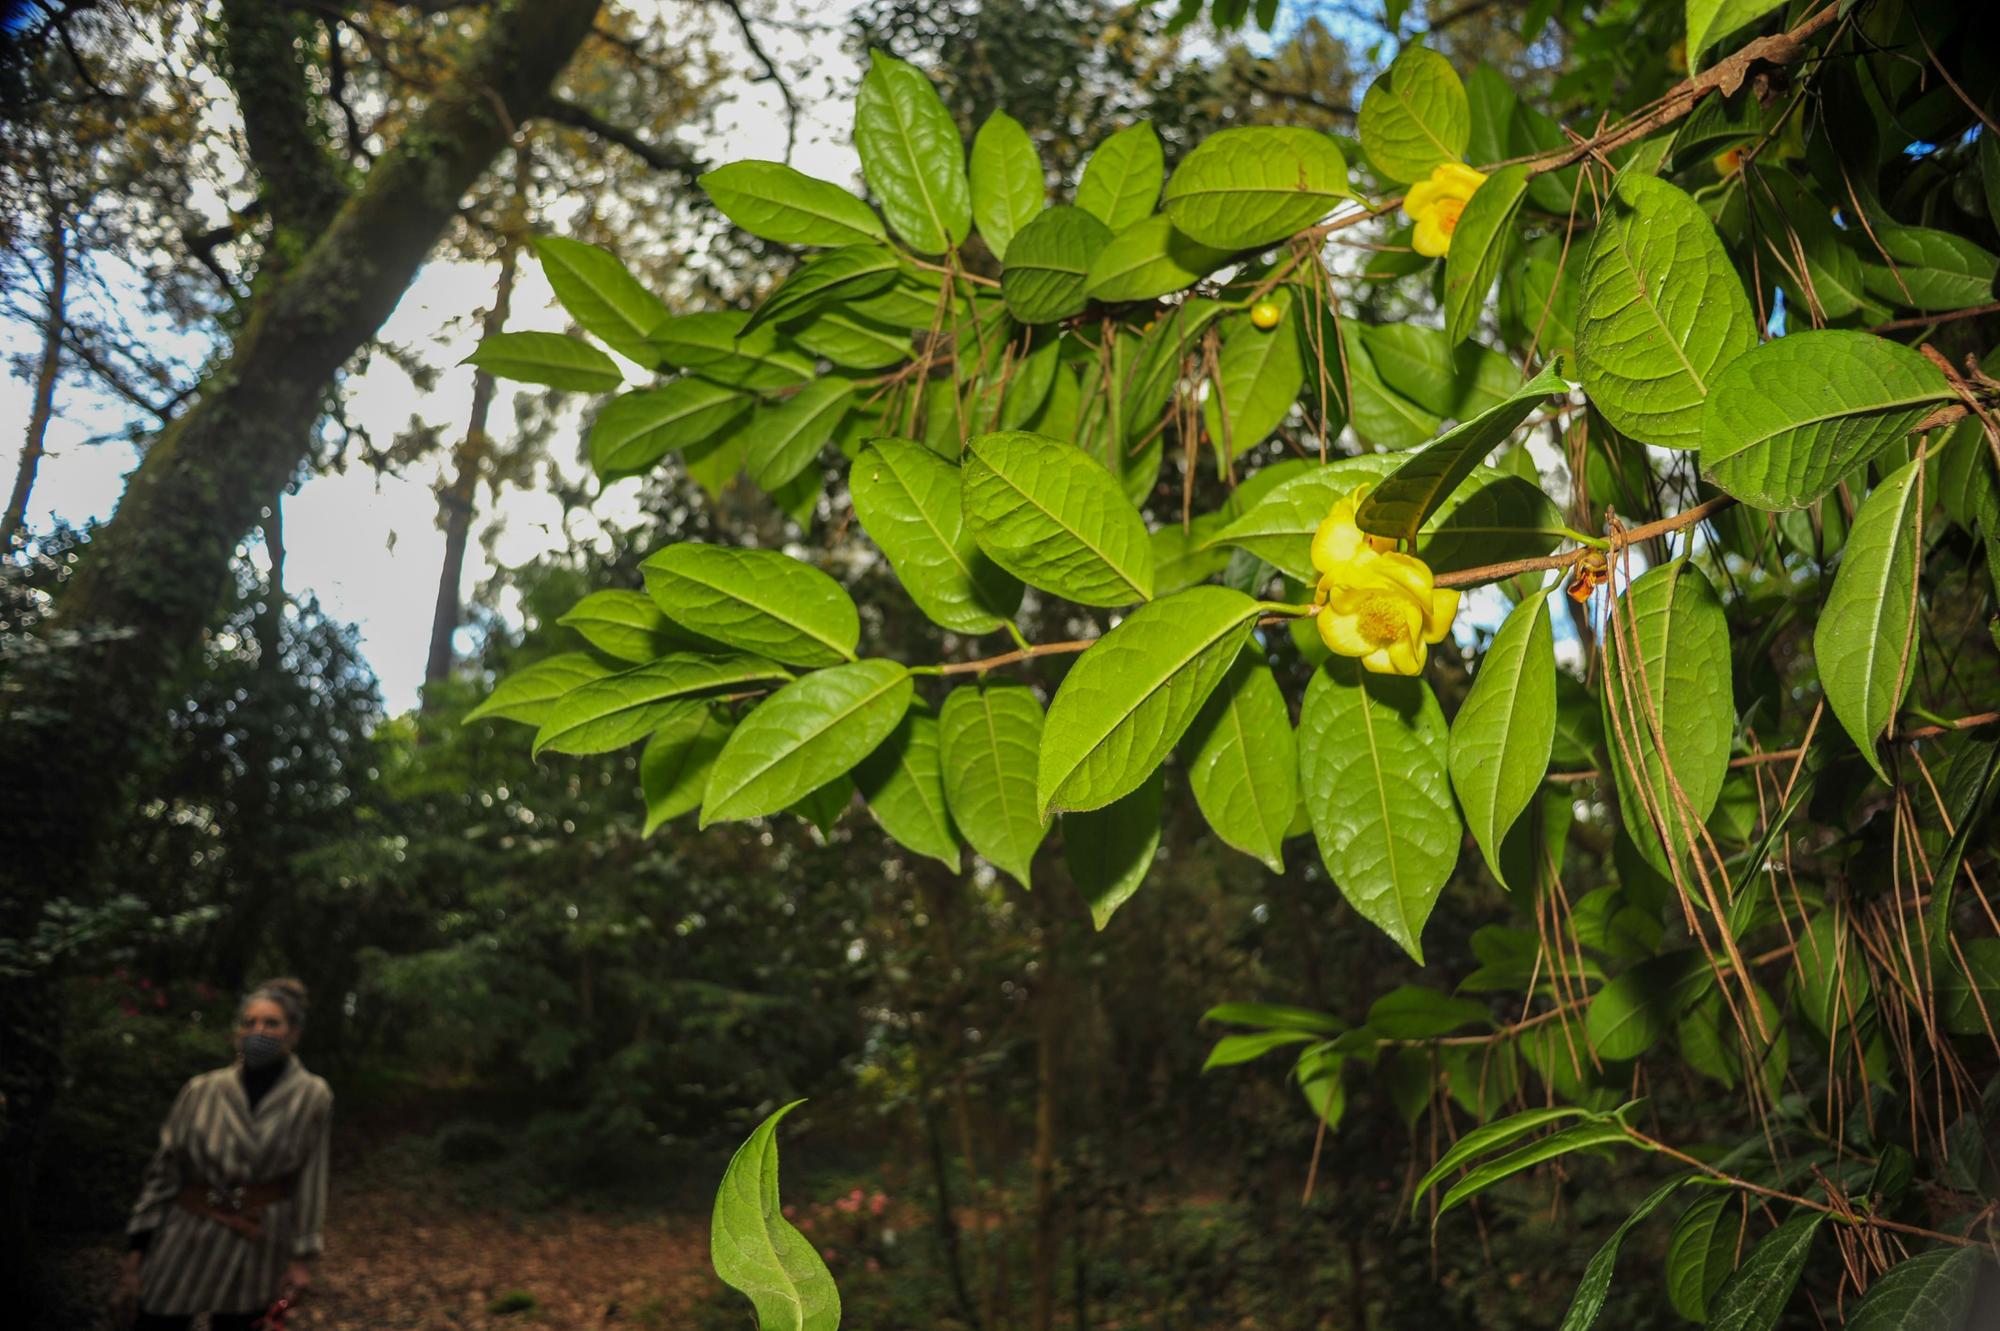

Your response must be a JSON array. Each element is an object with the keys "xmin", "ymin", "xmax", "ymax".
[{"xmin": 0, "ymin": 1, "xmax": 866, "ymax": 713}]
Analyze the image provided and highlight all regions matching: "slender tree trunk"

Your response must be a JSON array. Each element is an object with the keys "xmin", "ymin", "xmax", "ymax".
[
  {"xmin": 0, "ymin": 2, "xmax": 602, "ymax": 1302},
  {"xmin": 423, "ymin": 152, "xmax": 527, "ymax": 696},
  {"xmin": 5, "ymin": 218, "xmax": 68, "ymax": 542},
  {"xmin": 1030, "ymin": 896, "xmax": 1063, "ymax": 1331},
  {"xmin": 259, "ymin": 496, "xmax": 285, "ymax": 666}
]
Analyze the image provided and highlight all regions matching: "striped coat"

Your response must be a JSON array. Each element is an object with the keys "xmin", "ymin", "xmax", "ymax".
[{"xmin": 127, "ymin": 1056, "xmax": 333, "ymax": 1315}]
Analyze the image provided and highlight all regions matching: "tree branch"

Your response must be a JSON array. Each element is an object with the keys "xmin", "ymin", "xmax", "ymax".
[
  {"xmin": 538, "ymin": 96, "xmax": 704, "ymax": 178},
  {"xmin": 712, "ymin": 0, "xmax": 798, "ymax": 160},
  {"xmin": 216, "ymin": 0, "xmax": 348, "ymax": 242}
]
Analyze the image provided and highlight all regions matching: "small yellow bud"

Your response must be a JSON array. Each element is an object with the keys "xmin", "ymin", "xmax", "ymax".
[{"xmin": 1249, "ymin": 300, "xmax": 1282, "ymax": 330}]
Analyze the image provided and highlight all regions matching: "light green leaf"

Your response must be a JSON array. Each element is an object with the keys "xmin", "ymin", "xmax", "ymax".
[
  {"xmin": 850, "ymin": 438, "xmax": 1022, "ymax": 634},
  {"xmin": 557, "ymin": 589, "xmax": 680, "ymax": 663},
  {"xmin": 1357, "ymin": 44, "xmax": 1469, "ymax": 184},
  {"xmin": 1334, "ymin": 319, "xmax": 1443, "ymax": 448},
  {"xmin": 849, "ymin": 272, "xmax": 946, "ymax": 329},
  {"xmin": 1449, "ymin": 591, "xmax": 1556, "ymax": 889},
  {"xmin": 789, "ymin": 309, "xmax": 910, "ymax": 370},
  {"xmin": 1203, "ymin": 291, "xmax": 1306, "ymax": 462},
  {"xmin": 1701, "ymin": 331, "xmax": 1952, "ymax": 511},
  {"xmin": 1463, "ymin": 63, "xmax": 1517, "ymax": 169},
  {"xmin": 1865, "ymin": 227, "xmax": 2000, "ymax": 312},
  {"xmin": 1365, "ymin": 985, "xmax": 1490, "ymax": 1039},
  {"xmin": 1084, "ymin": 215, "xmax": 1233, "ymax": 302},
  {"xmin": 1443, "ymin": 165, "xmax": 1529, "ymax": 344},
  {"xmin": 1001, "ymin": 205, "xmax": 1113, "ymax": 324},
  {"xmin": 532, "ymin": 235, "xmax": 672, "ymax": 365},
  {"xmin": 650, "ymin": 312, "xmax": 814, "ymax": 390},
  {"xmin": 700, "ymin": 160, "xmax": 887, "ymax": 248},
  {"xmin": 1065, "ymin": 769, "xmax": 1163, "ymax": 929},
  {"xmin": 744, "ymin": 245, "xmax": 901, "ymax": 335},
  {"xmin": 641, "ymin": 704, "xmax": 732, "ymax": 835},
  {"xmin": 1412, "ymin": 1106, "xmax": 1595, "ymax": 1214},
  {"xmin": 1180, "ymin": 649, "xmax": 1299, "ymax": 873},
  {"xmin": 1162, "ymin": 126, "xmax": 1349, "ymax": 251},
  {"xmin": 702, "ymin": 659, "xmax": 912, "ymax": 824},
  {"xmin": 1363, "ymin": 324, "xmax": 1520, "ymax": 421},
  {"xmin": 1356, "ymin": 357, "xmax": 1566, "ymax": 544},
  {"xmin": 938, "ymin": 681, "xmax": 1049, "ymax": 888},
  {"xmin": 1075, "ymin": 123, "xmax": 1164, "ymax": 233},
  {"xmin": 1706, "ymin": 1212, "xmax": 1824, "ymax": 1331},
  {"xmin": 1734, "ymin": 170, "xmax": 1866, "ymax": 321},
  {"xmin": 855, "ymin": 51, "xmax": 970, "ymax": 255},
  {"xmin": 1601, "ymin": 560, "xmax": 1734, "ymax": 877},
  {"xmin": 534, "ymin": 654, "xmax": 792, "ymax": 757},
  {"xmin": 963, "ymin": 430, "xmax": 1154, "ymax": 606},
  {"xmin": 1298, "ymin": 660, "xmax": 1458, "ymax": 964},
  {"xmin": 1201, "ymin": 1028, "xmax": 1318, "ymax": 1072},
  {"xmin": 969, "ymin": 111, "xmax": 1043, "ymax": 263},
  {"xmin": 1150, "ymin": 514, "xmax": 1233, "ymax": 594},
  {"xmin": 852, "ymin": 708, "xmax": 960, "ymax": 871},
  {"xmin": 589, "ymin": 381, "xmax": 751, "ymax": 479},
  {"xmin": 464, "ymin": 653, "xmax": 614, "ymax": 726},
  {"xmin": 788, "ymin": 773, "xmax": 852, "ymax": 836},
  {"xmin": 745, "ymin": 378, "xmax": 856, "ymax": 490},
  {"xmin": 1845, "ymin": 1246, "xmax": 1986, "ymax": 1330},
  {"xmin": 1586, "ymin": 951, "xmax": 1712, "ymax": 1061},
  {"xmin": 1668, "ymin": 1192, "xmax": 1747, "ymax": 1322},
  {"xmin": 1438, "ymin": 1120, "xmax": 1636, "ymax": 1218},
  {"xmin": 1122, "ymin": 298, "xmax": 1229, "ymax": 439},
  {"xmin": 641, "ymin": 543, "xmax": 859, "ymax": 668},
  {"xmin": 1559, "ymin": 1178, "xmax": 1693, "ymax": 1331},
  {"xmin": 1039, "ymin": 586, "xmax": 1261, "ymax": 814},
  {"xmin": 466, "ymin": 332, "xmax": 623, "ymax": 392},
  {"xmin": 709, "ymin": 1101, "xmax": 840, "ymax": 1331},
  {"xmin": 1202, "ymin": 1002, "xmax": 1343, "ymax": 1035},
  {"xmin": 1814, "ymin": 456, "xmax": 1925, "ymax": 777},
  {"xmin": 1686, "ymin": 0, "xmax": 1786, "ymax": 65},
  {"xmin": 1576, "ymin": 173, "xmax": 1757, "ymax": 449}
]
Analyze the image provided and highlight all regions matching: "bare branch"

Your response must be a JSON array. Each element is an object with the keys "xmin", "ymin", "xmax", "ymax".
[
  {"xmin": 537, "ymin": 96, "xmax": 704, "ymax": 178},
  {"xmin": 713, "ymin": 0, "xmax": 798, "ymax": 161}
]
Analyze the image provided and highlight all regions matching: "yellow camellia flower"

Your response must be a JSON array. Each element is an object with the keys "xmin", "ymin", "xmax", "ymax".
[
  {"xmin": 1403, "ymin": 162, "xmax": 1488, "ymax": 259},
  {"xmin": 1310, "ymin": 486, "xmax": 1460, "ymax": 676}
]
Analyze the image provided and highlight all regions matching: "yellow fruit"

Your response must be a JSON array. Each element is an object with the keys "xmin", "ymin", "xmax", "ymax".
[{"xmin": 1249, "ymin": 300, "xmax": 1281, "ymax": 330}]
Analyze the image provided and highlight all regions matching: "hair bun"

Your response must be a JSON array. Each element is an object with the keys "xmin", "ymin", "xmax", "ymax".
[{"xmin": 262, "ymin": 977, "xmax": 309, "ymax": 1010}]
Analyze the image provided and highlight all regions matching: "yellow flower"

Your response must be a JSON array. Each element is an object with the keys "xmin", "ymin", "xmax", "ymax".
[
  {"xmin": 1403, "ymin": 162, "xmax": 1488, "ymax": 259},
  {"xmin": 1310, "ymin": 485, "xmax": 1459, "ymax": 676}
]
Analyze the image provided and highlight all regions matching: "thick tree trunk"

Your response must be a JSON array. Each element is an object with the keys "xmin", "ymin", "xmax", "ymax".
[
  {"xmin": 5, "ymin": 218, "xmax": 67, "ymax": 542},
  {"xmin": 0, "ymin": 1, "xmax": 601, "ymax": 1302}
]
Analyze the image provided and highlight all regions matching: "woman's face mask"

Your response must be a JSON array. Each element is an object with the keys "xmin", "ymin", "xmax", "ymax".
[
  {"xmin": 237, "ymin": 997, "xmax": 292, "ymax": 1066},
  {"xmin": 240, "ymin": 1031, "xmax": 288, "ymax": 1067}
]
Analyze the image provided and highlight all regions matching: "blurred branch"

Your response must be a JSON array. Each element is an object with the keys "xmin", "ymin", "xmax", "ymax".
[
  {"xmin": 712, "ymin": 0, "xmax": 798, "ymax": 161},
  {"xmin": 538, "ymin": 96, "xmax": 704, "ymax": 178}
]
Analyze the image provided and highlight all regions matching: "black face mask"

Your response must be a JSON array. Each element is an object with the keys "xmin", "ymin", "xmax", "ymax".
[{"xmin": 241, "ymin": 1032, "xmax": 287, "ymax": 1068}]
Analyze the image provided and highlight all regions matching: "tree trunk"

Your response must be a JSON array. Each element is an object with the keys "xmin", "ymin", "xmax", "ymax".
[
  {"xmin": 1030, "ymin": 896, "xmax": 1063, "ymax": 1331},
  {"xmin": 5, "ymin": 217, "xmax": 67, "ymax": 542},
  {"xmin": 0, "ymin": 1, "xmax": 602, "ymax": 1302},
  {"xmin": 423, "ymin": 151, "xmax": 528, "ymax": 696}
]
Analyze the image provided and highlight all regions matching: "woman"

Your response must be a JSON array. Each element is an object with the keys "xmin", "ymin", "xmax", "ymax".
[{"xmin": 118, "ymin": 978, "xmax": 333, "ymax": 1331}]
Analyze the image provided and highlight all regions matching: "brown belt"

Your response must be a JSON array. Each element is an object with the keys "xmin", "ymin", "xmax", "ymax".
[{"xmin": 174, "ymin": 1173, "xmax": 296, "ymax": 1242}]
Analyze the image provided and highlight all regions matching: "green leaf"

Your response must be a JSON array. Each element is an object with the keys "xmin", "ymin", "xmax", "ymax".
[
  {"xmin": 938, "ymin": 681, "xmax": 1049, "ymax": 888},
  {"xmin": 1865, "ymin": 227, "xmax": 2000, "ymax": 312},
  {"xmin": 1001, "ymin": 206, "xmax": 1113, "ymax": 324},
  {"xmin": 1438, "ymin": 1120, "xmax": 1636, "ymax": 1218},
  {"xmin": 1202, "ymin": 1002, "xmax": 1343, "ymax": 1035},
  {"xmin": 589, "ymin": 382, "xmax": 752, "ymax": 479},
  {"xmin": 531, "ymin": 235, "xmax": 672, "ymax": 365},
  {"xmin": 852, "ymin": 708, "xmax": 960, "ymax": 871},
  {"xmin": 1298, "ymin": 660, "xmax": 1458, "ymax": 964},
  {"xmin": 744, "ymin": 245, "xmax": 901, "ymax": 335},
  {"xmin": 1150, "ymin": 513, "xmax": 1233, "ymax": 594},
  {"xmin": 1412, "ymin": 1107, "xmax": 1595, "ymax": 1214},
  {"xmin": 709, "ymin": 1102, "xmax": 840, "ymax": 1331},
  {"xmin": 1814, "ymin": 456, "xmax": 1925, "ymax": 778},
  {"xmin": 1668, "ymin": 1192, "xmax": 1747, "ymax": 1322},
  {"xmin": 1039, "ymin": 586, "xmax": 1262, "ymax": 814},
  {"xmin": 1576, "ymin": 173, "xmax": 1757, "ymax": 449},
  {"xmin": 1122, "ymin": 298, "xmax": 1229, "ymax": 439},
  {"xmin": 745, "ymin": 378, "xmax": 856, "ymax": 490},
  {"xmin": 1701, "ymin": 331, "xmax": 1952, "ymax": 511},
  {"xmin": 1844, "ymin": 1246, "xmax": 1985, "ymax": 1330},
  {"xmin": 1075, "ymin": 123, "xmax": 1164, "ymax": 233},
  {"xmin": 464, "ymin": 653, "xmax": 614, "ymax": 726},
  {"xmin": 1356, "ymin": 357, "xmax": 1566, "ymax": 544},
  {"xmin": 1601, "ymin": 560, "xmax": 1734, "ymax": 878},
  {"xmin": 1162, "ymin": 126, "xmax": 1349, "ymax": 251},
  {"xmin": 1203, "ymin": 291, "xmax": 1306, "ymax": 463},
  {"xmin": 1361, "ymin": 324, "xmax": 1517, "ymax": 420},
  {"xmin": 1357, "ymin": 44, "xmax": 1469, "ymax": 184},
  {"xmin": 1443, "ymin": 165, "xmax": 1529, "ymax": 344},
  {"xmin": 1065, "ymin": 769, "xmax": 1163, "ymax": 929},
  {"xmin": 641, "ymin": 544, "xmax": 859, "ymax": 668},
  {"xmin": 1463, "ymin": 63, "xmax": 1517, "ymax": 170},
  {"xmin": 1686, "ymin": 0, "xmax": 1786, "ymax": 65},
  {"xmin": 850, "ymin": 438, "xmax": 1022, "ymax": 634},
  {"xmin": 1559, "ymin": 1178, "xmax": 1693, "ymax": 1331},
  {"xmin": 1586, "ymin": 951, "xmax": 1712, "ymax": 1061},
  {"xmin": 1706, "ymin": 1212, "xmax": 1824, "ymax": 1331},
  {"xmin": 855, "ymin": 51, "xmax": 970, "ymax": 255},
  {"xmin": 969, "ymin": 111, "xmax": 1043, "ymax": 263},
  {"xmin": 641, "ymin": 704, "xmax": 732, "ymax": 835},
  {"xmin": 650, "ymin": 312, "xmax": 814, "ymax": 390},
  {"xmin": 466, "ymin": 332, "xmax": 623, "ymax": 392},
  {"xmin": 963, "ymin": 430, "xmax": 1154, "ymax": 606},
  {"xmin": 1335, "ymin": 319, "xmax": 1443, "ymax": 448},
  {"xmin": 789, "ymin": 309, "xmax": 910, "ymax": 370},
  {"xmin": 1449, "ymin": 590, "xmax": 1556, "ymax": 889},
  {"xmin": 1084, "ymin": 215, "xmax": 1232, "ymax": 302},
  {"xmin": 557, "ymin": 589, "xmax": 680, "ymax": 663},
  {"xmin": 534, "ymin": 654, "xmax": 792, "ymax": 757},
  {"xmin": 702, "ymin": 659, "xmax": 912, "ymax": 825},
  {"xmin": 1734, "ymin": 170, "xmax": 1866, "ymax": 321},
  {"xmin": 1201, "ymin": 1028, "xmax": 1318, "ymax": 1071},
  {"xmin": 1180, "ymin": 649, "xmax": 1299, "ymax": 873},
  {"xmin": 1364, "ymin": 985, "xmax": 1489, "ymax": 1039},
  {"xmin": 700, "ymin": 160, "xmax": 887, "ymax": 248},
  {"xmin": 1939, "ymin": 937, "xmax": 2000, "ymax": 1037}
]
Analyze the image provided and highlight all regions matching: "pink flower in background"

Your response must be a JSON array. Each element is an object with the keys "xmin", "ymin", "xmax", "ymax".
[
  {"xmin": 869, "ymin": 1192, "xmax": 886, "ymax": 1216},
  {"xmin": 782, "ymin": 1204, "xmax": 797, "ymax": 1219},
  {"xmin": 835, "ymin": 1195, "xmax": 857, "ymax": 1214},
  {"xmin": 797, "ymin": 1218, "xmax": 812, "ymax": 1233},
  {"xmin": 822, "ymin": 1247, "xmax": 836, "ymax": 1263}
]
